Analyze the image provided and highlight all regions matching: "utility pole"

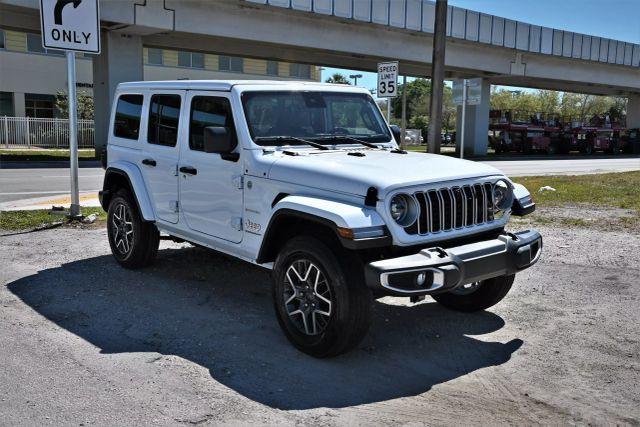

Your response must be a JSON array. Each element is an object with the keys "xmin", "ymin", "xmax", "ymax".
[
  {"xmin": 427, "ymin": 0, "xmax": 447, "ymax": 154},
  {"xmin": 400, "ymin": 75, "xmax": 407, "ymax": 150}
]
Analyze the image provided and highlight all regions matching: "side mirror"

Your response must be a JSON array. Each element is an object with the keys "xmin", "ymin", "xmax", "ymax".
[
  {"xmin": 203, "ymin": 126, "xmax": 239, "ymax": 161},
  {"xmin": 390, "ymin": 125, "xmax": 402, "ymax": 144}
]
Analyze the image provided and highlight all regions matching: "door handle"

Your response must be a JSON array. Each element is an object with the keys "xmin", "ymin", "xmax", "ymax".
[
  {"xmin": 179, "ymin": 166, "xmax": 198, "ymax": 176},
  {"xmin": 142, "ymin": 158, "xmax": 156, "ymax": 167}
]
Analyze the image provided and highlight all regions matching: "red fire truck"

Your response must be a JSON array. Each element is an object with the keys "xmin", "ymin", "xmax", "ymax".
[
  {"xmin": 489, "ymin": 110, "xmax": 563, "ymax": 154},
  {"xmin": 560, "ymin": 115, "xmax": 626, "ymax": 154}
]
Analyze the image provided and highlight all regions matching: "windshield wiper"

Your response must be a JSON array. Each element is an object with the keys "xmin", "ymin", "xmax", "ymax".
[
  {"xmin": 254, "ymin": 136, "xmax": 330, "ymax": 150},
  {"xmin": 314, "ymin": 135, "xmax": 384, "ymax": 149}
]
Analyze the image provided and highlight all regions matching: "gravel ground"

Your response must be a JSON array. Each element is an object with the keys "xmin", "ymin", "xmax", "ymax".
[{"xmin": 0, "ymin": 222, "xmax": 639, "ymax": 426}]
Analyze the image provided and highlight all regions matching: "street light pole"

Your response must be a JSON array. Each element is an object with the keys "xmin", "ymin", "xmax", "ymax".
[
  {"xmin": 349, "ymin": 74, "xmax": 363, "ymax": 86},
  {"xmin": 427, "ymin": 0, "xmax": 447, "ymax": 154}
]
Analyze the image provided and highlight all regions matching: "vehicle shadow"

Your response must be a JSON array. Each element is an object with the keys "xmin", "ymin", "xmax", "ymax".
[{"xmin": 7, "ymin": 246, "xmax": 522, "ymax": 410}]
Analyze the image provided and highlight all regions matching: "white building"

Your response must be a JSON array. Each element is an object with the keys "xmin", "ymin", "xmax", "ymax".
[{"xmin": 0, "ymin": 27, "xmax": 322, "ymax": 118}]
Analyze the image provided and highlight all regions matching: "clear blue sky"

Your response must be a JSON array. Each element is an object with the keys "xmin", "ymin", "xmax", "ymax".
[{"xmin": 321, "ymin": 0, "xmax": 640, "ymax": 92}]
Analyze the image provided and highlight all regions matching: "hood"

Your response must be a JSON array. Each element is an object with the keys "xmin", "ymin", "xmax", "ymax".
[{"xmin": 267, "ymin": 149, "xmax": 505, "ymax": 197}]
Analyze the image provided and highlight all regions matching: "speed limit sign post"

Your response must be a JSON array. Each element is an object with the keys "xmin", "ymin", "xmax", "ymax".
[
  {"xmin": 377, "ymin": 61, "xmax": 398, "ymax": 97},
  {"xmin": 377, "ymin": 61, "xmax": 398, "ymax": 124}
]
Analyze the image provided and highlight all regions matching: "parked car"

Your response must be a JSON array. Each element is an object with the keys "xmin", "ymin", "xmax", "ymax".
[{"xmin": 100, "ymin": 81, "xmax": 542, "ymax": 358}]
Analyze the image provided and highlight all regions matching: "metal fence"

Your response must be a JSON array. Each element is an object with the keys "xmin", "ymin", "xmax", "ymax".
[{"xmin": 0, "ymin": 116, "xmax": 95, "ymax": 149}]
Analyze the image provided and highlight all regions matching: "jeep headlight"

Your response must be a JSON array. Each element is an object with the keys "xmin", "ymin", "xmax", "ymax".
[
  {"xmin": 389, "ymin": 194, "xmax": 418, "ymax": 227},
  {"xmin": 492, "ymin": 179, "xmax": 513, "ymax": 212}
]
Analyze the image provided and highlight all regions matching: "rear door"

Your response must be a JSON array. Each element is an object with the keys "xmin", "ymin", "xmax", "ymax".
[
  {"xmin": 141, "ymin": 91, "xmax": 185, "ymax": 224},
  {"xmin": 178, "ymin": 91, "xmax": 243, "ymax": 243}
]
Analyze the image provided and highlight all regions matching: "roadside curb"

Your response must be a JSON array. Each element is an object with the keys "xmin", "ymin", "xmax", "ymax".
[
  {"xmin": 0, "ymin": 160, "xmax": 102, "ymax": 169},
  {"xmin": 0, "ymin": 192, "xmax": 101, "ymax": 211}
]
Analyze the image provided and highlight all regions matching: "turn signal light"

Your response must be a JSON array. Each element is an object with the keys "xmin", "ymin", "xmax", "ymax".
[{"xmin": 337, "ymin": 227, "xmax": 355, "ymax": 239}]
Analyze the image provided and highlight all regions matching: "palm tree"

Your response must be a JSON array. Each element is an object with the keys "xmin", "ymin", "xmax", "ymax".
[{"xmin": 325, "ymin": 73, "xmax": 351, "ymax": 85}]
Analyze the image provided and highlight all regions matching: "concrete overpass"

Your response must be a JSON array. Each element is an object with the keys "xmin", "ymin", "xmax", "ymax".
[{"xmin": 2, "ymin": 0, "xmax": 639, "ymax": 155}]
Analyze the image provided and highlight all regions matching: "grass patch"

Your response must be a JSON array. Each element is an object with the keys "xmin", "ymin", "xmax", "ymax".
[
  {"xmin": 0, "ymin": 207, "xmax": 106, "ymax": 231},
  {"xmin": 515, "ymin": 171, "xmax": 640, "ymax": 212},
  {"xmin": 0, "ymin": 149, "xmax": 97, "ymax": 162},
  {"xmin": 512, "ymin": 171, "xmax": 640, "ymax": 230}
]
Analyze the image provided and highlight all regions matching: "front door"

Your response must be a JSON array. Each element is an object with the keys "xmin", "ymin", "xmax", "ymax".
[
  {"xmin": 141, "ymin": 91, "xmax": 185, "ymax": 224},
  {"xmin": 178, "ymin": 91, "xmax": 243, "ymax": 243}
]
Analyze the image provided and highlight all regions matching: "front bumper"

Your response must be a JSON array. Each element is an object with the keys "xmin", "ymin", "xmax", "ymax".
[{"xmin": 365, "ymin": 229, "xmax": 542, "ymax": 296}]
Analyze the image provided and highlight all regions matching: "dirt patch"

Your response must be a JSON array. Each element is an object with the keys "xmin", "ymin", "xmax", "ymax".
[
  {"xmin": 1, "ymin": 217, "xmax": 638, "ymax": 425},
  {"xmin": 511, "ymin": 203, "xmax": 639, "ymax": 231}
]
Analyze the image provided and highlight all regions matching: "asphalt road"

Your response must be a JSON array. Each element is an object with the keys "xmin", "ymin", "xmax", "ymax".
[
  {"xmin": 1, "ymin": 222, "xmax": 638, "ymax": 424},
  {"xmin": 0, "ymin": 165, "xmax": 104, "ymax": 204},
  {"xmin": 0, "ymin": 157, "xmax": 638, "ymax": 204}
]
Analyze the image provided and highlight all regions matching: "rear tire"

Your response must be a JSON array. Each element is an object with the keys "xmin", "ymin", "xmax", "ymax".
[
  {"xmin": 107, "ymin": 189, "xmax": 159, "ymax": 269},
  {"xmin": 432, "ymin": 274, "xmax": 515, "ymax": 312},
  {"xmin": 272, "ymin": 235, "xmax": 373, "ymax": 358}
]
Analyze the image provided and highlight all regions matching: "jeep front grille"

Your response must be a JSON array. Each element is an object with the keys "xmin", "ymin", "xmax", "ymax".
[{"xmin": 406, "ymin": 183, "xmax": 494, "ymax": 235}]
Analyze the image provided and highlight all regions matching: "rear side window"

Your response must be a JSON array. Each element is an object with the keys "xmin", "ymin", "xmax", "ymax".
[
  {"xmin": 113, "ymin": 95, "xmax": 143, "ymax": 140},
  {"xmin": 189, "ymin": 96, "xmax": 235, "ymax": 152},
  {"xmin": 148, "ymin": 94, "xmax": 181, "ymax": 147}
]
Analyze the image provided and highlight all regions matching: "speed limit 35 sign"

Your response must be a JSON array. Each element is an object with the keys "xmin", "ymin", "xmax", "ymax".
[{"xmin": 377, "ymin": 61, "xmax": 399, "ymax": 98}]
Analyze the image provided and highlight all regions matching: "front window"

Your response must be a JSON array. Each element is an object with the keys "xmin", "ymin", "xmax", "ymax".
[
  {"xmin": 147, "ymin": 48, "xmax": 163, "ymax": 65},
  {"xmin": 25, "ymin": 93, "xmax": 56, "ymax": 118},
  {"xmin": 289, "ymin": 63, "xmax": 311, "ymax": 79},
  {"xmin": 242, "ymin": 91, "xmax": 391, "ymax": 146},
  {"xmin": 219, "ymin": 56, "xmax": 243, "ymax": 72},
  {"xmin": 178, "ymin": 51, "xmax": 204, "ymax": 69},
  {"xmin": 0, "ymin": 92, "xmax": 14, "ymax": 116},
  {"xmin": 266, "ymin": 60, "xmax": 279, "ymax": 76}
]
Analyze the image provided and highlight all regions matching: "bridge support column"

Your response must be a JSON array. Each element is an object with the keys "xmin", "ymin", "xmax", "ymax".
[
  {"xmin": 92, "ymin": 32, "xmax": 143, "ymax": 155},
  {"xmin": 455, "ymin": 78, "xmax": 491, "ymax": 157},
  {"xmin": 627, "ymin": 95, "xmax": 640, "ymax": 129}
]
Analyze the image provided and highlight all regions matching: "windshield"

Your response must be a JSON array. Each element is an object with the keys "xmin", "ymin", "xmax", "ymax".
[{"xmin": 241, "ymin": 91, "xmax": 392, "ymax": 146}]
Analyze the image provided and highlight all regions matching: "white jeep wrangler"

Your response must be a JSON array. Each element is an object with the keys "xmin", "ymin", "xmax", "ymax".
[{"xmin": 100, "ymin": 80, "xmax": 541, "ymax": 358}]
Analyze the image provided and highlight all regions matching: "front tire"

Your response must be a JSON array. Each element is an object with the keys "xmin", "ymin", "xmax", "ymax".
[
  {"xmin": 432, "ymin": 274, "xmax": 515, "ymax": 312},
  {"xmin": 272, "ymin": 236, "xmax": 373, "ymax": 358},
  {"xmin": 107, "ymin": 189, "xmax": 159, "ymax": 269}
]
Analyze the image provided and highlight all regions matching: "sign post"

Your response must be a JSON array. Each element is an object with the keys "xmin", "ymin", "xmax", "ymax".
[
  {"xmin": 452, "ymin": 78, "xmax": 482, "ymax": 159},
  {"xmin": 40, "ymin": 0, "xmax": 100, "ymax": 218},
  {"xmin": 66, "ymin": 50, "xmax": 80, "ymax": 217},
  {"xmin": 460, "ymin": 79, "xmax": 467, "ymax": 159},
  {"xmin": 377, "ymin": 61, "xmax": 399, "ymax": 124}
]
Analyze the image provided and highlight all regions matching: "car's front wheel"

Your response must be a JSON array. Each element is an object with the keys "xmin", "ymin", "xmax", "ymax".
[
  {"xmin": 272, "ymin": 236, "xmax": 373, "ymax": 358},
  {"xmin": 432, "ymin": 274, "xmax": 515, "ymax": 312},
  {"xmin": 107, "ymin": 189, "xmax": 159, "ymax": 269}
]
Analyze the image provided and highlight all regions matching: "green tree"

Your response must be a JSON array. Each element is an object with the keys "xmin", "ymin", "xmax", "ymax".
[
  {"xmin": 54, "ymin": 90, "xmax": 94, "ymax": 120},
  {"xmin": 325, "ymin": 73, "xmax": 351, "ymax": 85},
  {"xmin": 391, "ymin": 78, "xmax": 431, "ymax": 120},
  {"xmin": 409, "ymin": 115, "xmax": 429, "ymax": 139},
  {"xmin": 441, "ymin": 85, "xmax": 456, "ymax": 132},
  {"xmin": 490, "ymin": 87, "xmax": 625, "ymax": 126}
]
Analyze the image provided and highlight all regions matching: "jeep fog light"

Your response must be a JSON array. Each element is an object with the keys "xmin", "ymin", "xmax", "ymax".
[
  {"xmin": 492, "ymin": 179, "xmax": 513, "ymax": 212},
  {"xmin": 389, "ymin": 194, "xmax": 418, "ymax": 227}
]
